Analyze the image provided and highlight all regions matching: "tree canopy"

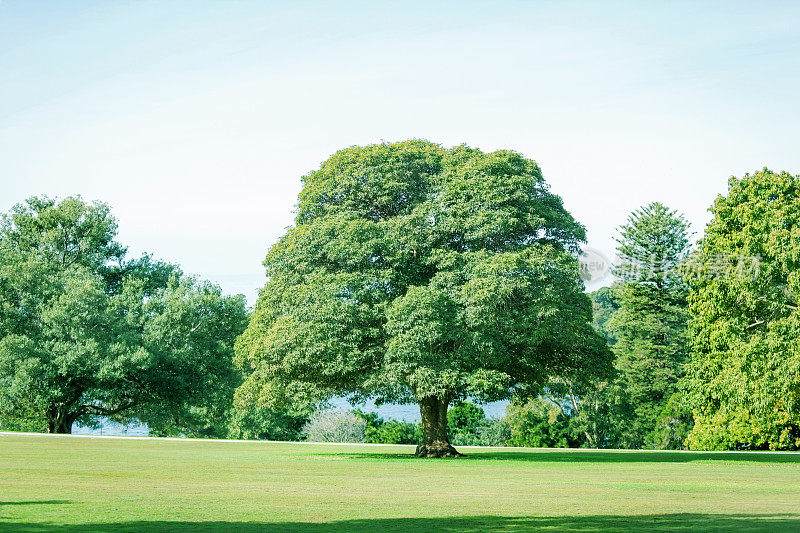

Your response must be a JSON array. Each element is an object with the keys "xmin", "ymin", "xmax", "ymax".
[
  {"xmin": 0, "ymin": 196, "xmax": 247, "ymax": 435},
  {"xmin": 235, "ymin": 140, "xmax": 612, "ymax": 456},
  {"xmin": 685, "ymin": 169, "xmax": 800, "ymax": 450}
]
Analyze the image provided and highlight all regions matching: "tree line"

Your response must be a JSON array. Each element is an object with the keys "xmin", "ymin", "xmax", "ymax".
[
  {"xmin": 1, "ymin": 142, "xmax": 797, "ymax": 455},
  {"xmin": 576, "ymin": 169, "xmax": 800, "ymax": 452}
]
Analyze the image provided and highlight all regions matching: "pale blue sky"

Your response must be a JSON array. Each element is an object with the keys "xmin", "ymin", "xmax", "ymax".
[{"xmin": 2, "ymin": 1, "xmax": 799, "ymax": 303}]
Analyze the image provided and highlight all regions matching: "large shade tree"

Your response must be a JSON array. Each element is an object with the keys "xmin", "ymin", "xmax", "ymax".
[
  {"xmin": 235, "ymin": 141, "xmax": 612, "ymax": 456},
  {"xmin": 0, "ymin": 196, "xmax": 247, "ymax": 435},
  {"xmin": 685, "ymin": 169, "xmax": 800, "ymax": 450}
]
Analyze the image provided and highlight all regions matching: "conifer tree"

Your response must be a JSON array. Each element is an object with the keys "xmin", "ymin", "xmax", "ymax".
[{"xmin": 610, "ymin": 202, "xmax": 692, "ymax": 447}]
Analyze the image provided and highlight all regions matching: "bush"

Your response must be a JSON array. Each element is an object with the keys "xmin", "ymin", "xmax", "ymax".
[
  {"xmin": 448, "ymin": 401, "xmax": 487, "ymax": 445},
  {"xmin": 686, "ymin": 409, "xmax": 800, "ymax": 451},
  {"xmin": 301, "ymin": 409, "xmax": 366, "ymax": 443},
  {"xmin": 355, "ymin": 410, "xmax": 420, "ymax": 444},
  {"xmin": 228, "ymin": 405, "xmax": 305, "ymax": 441},
  {"xmin": 446, "ymin": 401, "xmax": 510, "ymax": 446},
  {"xmin": 448, "ymin": 402, "xmax": 486, "ymax": 432},
  {"xmin": 371, "ymin": 420, "xmax": 421, "ymax": 444},
  {"xmin": 0, "ymin": 389, "xmax": 48, "ymax": 433},
  {"xmin": 475, "ymin": 417, "xmax": 511, "ymax": 446},
  {"xmin": 505, "ymin": 398, "xmax": 578, "ymax": 448}
]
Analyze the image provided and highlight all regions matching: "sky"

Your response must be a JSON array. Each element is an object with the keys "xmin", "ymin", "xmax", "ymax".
[{"xmin": 2, "ymin": 1, "xmax": 799, "ymax": 304}]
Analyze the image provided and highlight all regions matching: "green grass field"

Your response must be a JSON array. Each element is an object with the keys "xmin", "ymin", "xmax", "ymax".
[{"xmin": 2, "ymin": 434, "xmax": 799, "ymax": 532}]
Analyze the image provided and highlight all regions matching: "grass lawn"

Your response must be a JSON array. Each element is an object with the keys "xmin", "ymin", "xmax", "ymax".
[{"xmin": 1, "ymin": 434, "xmax": 799, "ymax": 532}]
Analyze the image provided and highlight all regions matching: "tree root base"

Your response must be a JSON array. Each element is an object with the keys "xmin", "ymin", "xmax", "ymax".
[{"xmin": 415, "ymin": 443, "xmax": 463, "ymax": 458}]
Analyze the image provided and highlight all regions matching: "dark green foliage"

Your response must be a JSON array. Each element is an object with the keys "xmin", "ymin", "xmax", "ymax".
[
  {"xmin": 235, "ymin": 141, "xmax": 612, "ymax": 453},
  {"xmin": 589, "ymin": 286, "xmax": 619, "ymax": 345},
  {"xmin": 448, "ymin": 402, "xmax": 486, "ymax": 434},
  {"xmin": 370, "ymin": 420, "xmax": 420, "ymax": 445},
  {"xmin": 686, "ymin": 169, "xmax": 800, "ymax": 450},
  {"xmin": 646, "ymin": 392, "xmax": 693, "ymax": 450},
  {"xmin": 610, "ymin": 202, "xmax": 692, "ymax": 448},
  {"xmin": 540, "ymin": 204, "xmax": 693, "ymax": 450},
  {"xmin": 541, "ymin": 380, "xmax": 629, "ymax": 448},
  {"xmin": 0, "ymin": 388, "xmax": 47, "ymax": 432},
  {"xmin": 227, "ymin": 405, "xmax": 305, "ymax": 441},
  {"xmin": 0, "ymin": 196, "xmax": 247, "ymax": 435},
  {"xmin": 446, "ymin": 401, "xmax": 511, "ymax": 446},
  {"xmin": 447, "ymin": 401, "xmax": 487, "ymax": 445},
  {"xmin": 355, "ymin": 411, "xmax": 420, "ymax": 444},
  {"xmin": 547, "ymin": 288, "xmax": 625, "ymax": 449},
  {"xmin": 504, "ymin": 398, "xmax": 578, "ymax": 448}
]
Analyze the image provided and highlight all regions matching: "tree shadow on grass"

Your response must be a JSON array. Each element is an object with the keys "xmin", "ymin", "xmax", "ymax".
[
  {"xmin": 1, "ymin": 514, "xmax": 798, "ymax": 532},
  {"xmin": 336, "ymin": 449, "xmax": 800, "ymax": 464}
]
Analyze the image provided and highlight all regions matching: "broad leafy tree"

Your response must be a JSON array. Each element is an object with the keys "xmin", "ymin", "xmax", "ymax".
[
  {"xmin": 610, "ymin": 202, "xmax": 692, "ymax": 447},
  {"xmin": 235, "ymin": 141, "xmax": 612, "ymax": 457},
  {"xmin": 686, "ymin": 169, "xmax": 800, "ymax": 450},
  {"xmin": 0, "ymin": 196, "xmax": 247, "ymax": 434},
  {"xmin": 127, "ymin": 276, "xmax": 248, "ymax": 438}
]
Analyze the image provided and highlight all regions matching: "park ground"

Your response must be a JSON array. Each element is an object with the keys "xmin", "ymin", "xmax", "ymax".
[{"xmin": 1, "ymin": 434, "xmax": 799, "ymax": 532}]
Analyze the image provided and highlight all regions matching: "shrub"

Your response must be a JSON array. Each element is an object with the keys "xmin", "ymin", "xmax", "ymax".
[
  {"xmin": 301, "ymin": 409, "xmax": 366, "ymax": 443},
  {"xmin": 475, "ymin": 417, "xmax": 511, "ymax": 446},
  {"xmin": 686, "ymin": 409, "xmax": 800, "ymax": 451},
  {"xmin": 447, "ymin": 402, "xmax": 510, "ymax": 446},
  {"xmin": 505, "ymin": 398, "xmax": 578, "ymax": 448},
  {"xmin": 0, "ymin": 389, "xmax": 48, "ymax": 433},
  {"xmin": 228, "ymin": 405, "xmax": 305, "ymax": 441},
  {"xmin": 371, "ymin": 420, "xmax": 421, "ymax": 444},
  {"xmin": 448, "ymin": 401, "xmax": 487, "ymax": 445},
  {"xmin": 355, "ymin": 410, "xmax": 420, "ymax": 444}
]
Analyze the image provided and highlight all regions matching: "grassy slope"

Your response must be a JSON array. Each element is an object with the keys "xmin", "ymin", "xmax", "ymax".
[{"xmin": 1, "ymin": 434, "xmax": 799, "ymax": 532}]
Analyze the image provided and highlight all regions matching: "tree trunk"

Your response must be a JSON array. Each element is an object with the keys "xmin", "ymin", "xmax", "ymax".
[
  {"xmin": 55, "ymin": 418, "xmax": 73, "ymax": 434},
  {"xmin": 415, "ymin": 395, "xmax": 462, "ymax": 458},
  {"xmin": 47, "ymin": 408, "xmax": 75, "ymax": 434}
]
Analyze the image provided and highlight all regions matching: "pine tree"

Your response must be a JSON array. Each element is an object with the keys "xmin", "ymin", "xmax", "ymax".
[{"xmin": 610, "ymin": 202, "xmax": 692, "ymax": 447}]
